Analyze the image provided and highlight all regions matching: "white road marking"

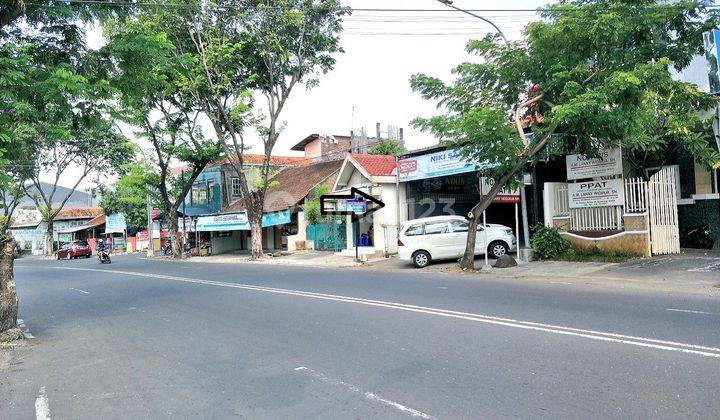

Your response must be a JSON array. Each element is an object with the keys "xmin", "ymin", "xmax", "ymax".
[
  {"xmin": 35, "ymin": 386, "xmax": 50, "ymax": 420},
  {"xmin": 550, "ymin": 281, "xmax": 573, "ymax": 285},
  {"xmin": 667, "ymin": 308, "xmax": 719, "ymax": 316},
  {"xmin": 69, "ymin": 288, "xmax": 90, "ymax": 295},
  {"xmin": 54, "ymin": 267, "xmax": 720, "ymax": 359},
  {"xmin": 17, "ymin": 319, "xmax": 34, "ymax": 339},
  {"xmin": 688, "ymin": 262, "xmax": 720, "ymax": 272},
  {"xmin": 294, "ymin": 367, "xmax": 433, "ymax": 419}
]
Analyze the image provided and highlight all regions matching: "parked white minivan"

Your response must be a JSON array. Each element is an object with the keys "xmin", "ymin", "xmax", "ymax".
[{"xmin": 397, "ymin": 216, "xmax": 516, "ymax": 268}]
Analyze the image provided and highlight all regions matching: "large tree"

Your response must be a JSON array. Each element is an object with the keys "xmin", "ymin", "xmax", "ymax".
[
  {"xmin": 102, "ymin": 19, "xmax": 221, "ymax": 258},
  {"xmin": 158, "ymin": 0, "xmax": 348, "ymax": 259},
  {"xmin": 99, "ymin": 162, "xmax": 158, "ymax": 231},
  {"xmin": 412, "ymin": 0, "xmax": 720, "ymax": 269}
]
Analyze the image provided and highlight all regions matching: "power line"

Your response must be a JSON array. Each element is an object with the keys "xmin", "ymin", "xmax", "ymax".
[{"xmin": 25, "ymin": 1, "xmax": 720, "ymax": 13}]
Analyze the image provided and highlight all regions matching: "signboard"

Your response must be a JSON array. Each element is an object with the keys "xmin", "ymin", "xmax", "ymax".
[
  {"xmin": 568, "ymin": 179, "xmax": 625, "ymax": 208},
  {"xmin": 337, "ymin": 199, "xmax": 366, "ymax": 214},
  {"xmin": 398, "ymin": 149, "xmax": 478, "ymax": 182},
  {"xmin": 566, "ymin": 148, "xmax": 622, "ymax": 180},
  {"xmin": 704, "ymin": 29, "xmax": 720, "ymax": 94},
  {"xmin": 137, "ymin": 230, "xmax": 150, "ymax": 241},
  {"xmin": 480, "ymin": 178, "xmax": 520, "ymax": 204},
  {"xmin": 105, "ymin": 213, "xmax": 127, "ymax": 234},
  {"xmin": 196, "ymin": 210, "xmax": 290, "ymax": 232},
  {"xmin": 177, "ymin": 217, "xmax": 194, "ymax": 233}
]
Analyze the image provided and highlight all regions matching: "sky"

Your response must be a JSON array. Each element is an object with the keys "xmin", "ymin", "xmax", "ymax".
[{"xmin": 64, "ymin": 0, "xmax": 550, "ymax": 189}]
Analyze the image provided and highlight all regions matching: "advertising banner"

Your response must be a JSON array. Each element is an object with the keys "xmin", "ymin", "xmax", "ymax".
[
  {"xmin": 479, "ymin": 178, "xmax": 520, "ymax": 204},
  {"xmin": 398, "ymin": 149, "xmax": 477, "ymax": 182},
  {"xmin": 105, "ymin": 213, "xmax": 127, "ymax": 233},
  {"xmin": 568, "ymin": 179, "xmax": 625, "ymax": 208},
  {"xmin": 566, "ymin": 148, "xmax": 622, "ymax": 180},
  {"xmin": 196, "ymin": 210, "xmax": 290, "ymax": 231}
]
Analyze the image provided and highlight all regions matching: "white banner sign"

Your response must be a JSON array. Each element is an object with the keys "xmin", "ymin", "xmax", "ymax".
[
  {"xmin": 568, "ymin": 179, "xmax": 625, "ymax": 208},
  {"xmin": 566, "ymin": 148, "xmax": 622, "ymax": 180}
]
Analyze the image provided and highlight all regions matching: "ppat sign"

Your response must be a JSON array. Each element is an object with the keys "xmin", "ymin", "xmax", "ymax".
[{"xmin": 568, "ymin": 179, "xmax": 625, "ymax": 209}]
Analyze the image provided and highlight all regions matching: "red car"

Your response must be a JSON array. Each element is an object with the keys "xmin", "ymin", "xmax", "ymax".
[{"xmin": 56, "ymin": 240, "xmax": 92, "ymax": 259}]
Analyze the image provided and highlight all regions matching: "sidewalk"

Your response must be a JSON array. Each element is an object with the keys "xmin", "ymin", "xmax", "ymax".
[{"xmin": 186, "ymin": 250, "xmax": 365, "ymax": 268}]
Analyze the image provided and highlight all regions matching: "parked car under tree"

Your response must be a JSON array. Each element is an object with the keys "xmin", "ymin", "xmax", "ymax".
[
  {"xmin": 56, "ymin": 240, "xmax": 92, "ymax": 260},
  {"xmin": 397, "ymin": 216, "xmax": 516, "ymax": 268}
]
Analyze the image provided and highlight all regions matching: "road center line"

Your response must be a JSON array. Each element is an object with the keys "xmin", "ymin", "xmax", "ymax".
[
  {"xmin": 69, "ymin": 288, "xmax": 90, "ymax": 295},
  {"xmin": 35, "ymin": 386, "xmax": 50, "ymax": 420},
  {"xmin": 53, "ymin": 267, "xmax": 720, "ymax": 359},
  {"xmin": 667, "ymin": 308, "xmax": 719, "ymax": 316},
  {"xmin": 294, "ymin": 367, "xmax": 433, "ymax": 418}
]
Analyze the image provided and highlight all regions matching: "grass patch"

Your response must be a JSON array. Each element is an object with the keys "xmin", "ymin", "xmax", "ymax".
[{"xmin": 557, "ymin": 248, "xmax": 642, "ymax": 263}]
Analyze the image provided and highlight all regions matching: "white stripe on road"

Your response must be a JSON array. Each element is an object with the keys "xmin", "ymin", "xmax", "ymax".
[
  {"xmin": 35, "ymin": 386, "xmax": 50, "ymax": 420},
  {"xmin": 294, "ymin": 367, "xmax": 433, "ymax": 419},
  {"xmin": 54, "ymin": 267, "xmax": 720, "ymax": 359},
  {"xmin": 69, "ymin": 288, "xmax": 90, "ymax": 295},
  {"xmin": 667, "ymin": 308, "xmax": 719, "ymax": 316}
]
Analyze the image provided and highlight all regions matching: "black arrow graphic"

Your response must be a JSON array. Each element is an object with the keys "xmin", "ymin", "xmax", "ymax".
[{"xmin": 320, "ymin": 187, "xmax": 385, "ymax": 222}]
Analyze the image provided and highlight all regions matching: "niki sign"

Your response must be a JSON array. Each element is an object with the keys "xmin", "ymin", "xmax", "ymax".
[
  {"xmin": 568, "ymin": 179, "xmax": 625, "ymax": 209},
  {"xmin": 566, "ymin": 148, "xmax": 622, "ymax": 180}
]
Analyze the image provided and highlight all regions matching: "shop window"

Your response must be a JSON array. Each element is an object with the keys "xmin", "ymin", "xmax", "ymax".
[{"xmin": 424, "ymin": 222, "xmax": 449, "ymax": 235}]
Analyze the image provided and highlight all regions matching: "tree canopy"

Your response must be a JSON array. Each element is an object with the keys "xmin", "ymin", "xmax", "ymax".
[{"xmin": 411, "ymin": 0, "xmax": 720, "ymax": 268}]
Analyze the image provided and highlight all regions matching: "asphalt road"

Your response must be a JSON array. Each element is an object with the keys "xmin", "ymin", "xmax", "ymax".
[{"xmin": 2, "ymin": 254, "xmax": 719, "ymax": 419}]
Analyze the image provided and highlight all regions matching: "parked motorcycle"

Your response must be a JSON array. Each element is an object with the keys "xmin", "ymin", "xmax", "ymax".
[
  {"xmin": 98, "ymin": 249, "xmax": 112, "ymax": 264},
  {"xmin": 680, "ymin": 224, "xmax": 714, "ymax": 250}
]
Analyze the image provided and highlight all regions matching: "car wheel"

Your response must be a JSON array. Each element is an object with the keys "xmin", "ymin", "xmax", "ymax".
[
  {"xmin": 67, "ymin": 253, "xmax": 72, "ymax": 260},
  {"xmin": 488, "ymin": 241, "xmax": 508, "ymax": 259},
  {"xmin": 412, "ymin": 250, "xmax": 431, "ymax": 268},
  {"xmin": 56, "ymin": 253, "xmax": 61, "ymax": 260}
]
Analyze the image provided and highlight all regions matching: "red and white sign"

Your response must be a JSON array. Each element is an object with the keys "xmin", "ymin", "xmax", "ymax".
[
  {"xmin": 480, "ymin": 178, "xmax": 520, "ymax": 204},
  {"xmin": 137, "ymin": 230, "xmax": 150, "ymax": 241},
  {"xmin": 150, "ymin": 209, "xmax": 159, "ymax": 219},
  {"xmin": 399, "ymin": 160, "xmax": 417, "ymax": 174}
]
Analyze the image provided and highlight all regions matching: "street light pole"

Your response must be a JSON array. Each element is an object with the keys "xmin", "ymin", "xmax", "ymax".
[{"xmin": 435, "ymin": 0, "xmax": 508, "ymax": 43}]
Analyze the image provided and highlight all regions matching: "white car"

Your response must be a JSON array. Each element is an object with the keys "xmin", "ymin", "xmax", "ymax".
[{"xmin": 397, "ymin": 215, "xmax": 517, "ymax": 268}]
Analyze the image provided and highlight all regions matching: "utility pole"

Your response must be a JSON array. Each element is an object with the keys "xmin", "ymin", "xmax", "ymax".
[{"xmin": 146, "ymin": 190, "xmax": 153, "ymax": 257}]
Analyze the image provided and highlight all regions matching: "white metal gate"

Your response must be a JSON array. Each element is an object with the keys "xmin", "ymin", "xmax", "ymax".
[{"xmin": 648, "ymin": 166, "xmax": 680, "ymax": 255}]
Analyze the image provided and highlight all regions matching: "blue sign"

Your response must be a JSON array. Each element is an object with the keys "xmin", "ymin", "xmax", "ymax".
[
  {"xmin": 105, "ymin": 213, "xmax": 127, "ymax": 233},
  {"xmin": 704, "ymin": 29, "xmax": 720, "ymax": 94},
  {"xmin": 337, "ymin": 199, "xmax": 366, "ymax": 214},
  {"xmin": 398, "ymin": 149, "xmax": 478, "ymax": 182}
]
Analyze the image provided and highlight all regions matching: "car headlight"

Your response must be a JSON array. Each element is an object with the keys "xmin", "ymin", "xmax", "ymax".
[{"xmin": 503, "ymin": 228, "xmax": 513, "ymax": 235}]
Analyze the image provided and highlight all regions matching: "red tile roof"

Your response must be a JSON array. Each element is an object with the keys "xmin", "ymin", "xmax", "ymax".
[
  {"xmin": 349, "ymin": 154, "xmax": 397, "ymax": 176},
  {"xmin": 55, "ymin": 207, "xmax": 103, "ymax": 220}
]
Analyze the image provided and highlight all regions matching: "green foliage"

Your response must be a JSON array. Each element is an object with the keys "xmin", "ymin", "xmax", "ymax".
[
  {"xmin": 531, "ymin": 226, "xmax": 571, "ymax": 260},
  {"xmin": 302, "ymin": 184, "xmax": 328, "ymax": 225},
  {"xmin": 99, "ymin": 163, "xmax": 158, "ymax": 231},
  {"xmin": 411, "ymin": 0, "xmax": 720, "ymax": 182},
  {"xmin": 368, "ymin": 140, "xmax": 406, "ymax": 156}
]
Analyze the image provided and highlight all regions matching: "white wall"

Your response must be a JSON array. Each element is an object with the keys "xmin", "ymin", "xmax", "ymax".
[{"xmin": 286, "ymin": 211, "xmax": 308, "ymax": 251}]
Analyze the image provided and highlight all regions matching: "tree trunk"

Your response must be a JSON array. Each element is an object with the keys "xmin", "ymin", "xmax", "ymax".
[
  {"xmin": 250, "ymin": 216, "xmax": 263, "ymax": 259},
  {"xmin": 44, "ymin": 218, "xmax": 54, "ymax": 257},
  {"xmin": 166, "ymin": 207, "xmax": 182, "ymax": 259},
  {"xmin": 0, "ymin": 236, "xmax": 21, "ymax": 342}
]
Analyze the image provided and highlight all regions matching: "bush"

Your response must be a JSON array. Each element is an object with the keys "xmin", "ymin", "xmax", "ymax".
[
  {"xmin": 559, "ymin": 248, "xmax": 641, "ymax": 263},
  {"xmin": 530, "ymin": 225, "xmax": 570, "ymax": 260}
]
